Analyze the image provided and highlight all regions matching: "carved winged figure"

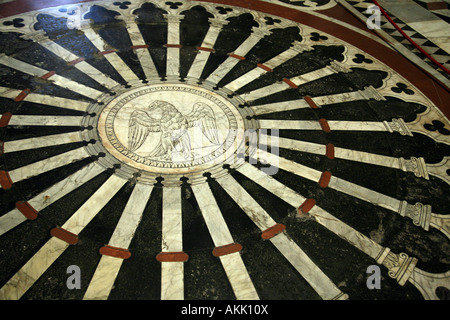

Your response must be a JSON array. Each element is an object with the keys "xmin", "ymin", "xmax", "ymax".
[{"xmin": 128, "ymin": 100, "xmax": 221, "ymax": 160}]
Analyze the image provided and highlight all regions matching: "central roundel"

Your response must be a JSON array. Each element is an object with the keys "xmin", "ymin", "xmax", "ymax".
[{"xmin": 97, "ymin": 83, "xmax": 246, "ymax": 176}]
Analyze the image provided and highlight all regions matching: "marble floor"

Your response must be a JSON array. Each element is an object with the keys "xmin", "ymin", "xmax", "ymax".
[{"xmin": 0, "ymin": 0, "xmax": 449, "ymax": 307}]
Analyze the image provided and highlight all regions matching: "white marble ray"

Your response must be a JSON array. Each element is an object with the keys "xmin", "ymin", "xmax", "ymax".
[
  {"xmin": 257, "ymin": 149, "xmax": 401, "ymax": 213},
  {"xmin": 0, "ymin": 174, "xmax": 127, "ymax": 300},
  {"xmin": 224, "ymin": 43, "xmax": 307, "ymax": 92},
  {"xmin": 240, "ymin": 61, "xmax": 348, "ymax": 102},
  {"xmin": 216, "ymin": 173, "xmax": 346, "ymax": 300},
  {"xmin": 82, "ymin": 28, "xmax": 140, "ymax": 83},
  {"xmin": 0, "ymin": 55, "xmax": 103, "ymax": 100},
  {"xmin": 270, "ymin": 135, "xmax": 401, "ymax": 170},
  {"xmin": 191, "ymin": 182, "xmax": 259, "ymax": 300},
  {"xmin": 257, "ymin": 119, "xmax": 389, "ymax": 132},
  {"xmin": 164, "ymin": 14, "xmax": 184, "ymax": 80},
  {"xmin": 61, "ymin": 174, "xmax": 128, "ymax": 233},
  {"xmin": 3, "ymin": 130, "xmax": 87, "ymax": 154},
  {"xmin": 37, "ymin": 38, "xmax": 120, "ymax": 89},
  {"xmin": 124, "ymin": 19, "xmax": 159, "ymax": 80},
  {"xmin": 8, "ymin": 147, "xmax": 90, "ymax": 185},
  {"xmin": 8, "ymin": 115, "xmax": 84, "ymax": 127},
  {"xmin": 205, "ymin": 27, "xmax": 271, "ymax": 85},
  {"xmin": 0, "ymin": 86, "xmax": 90, "ymax": 112},
  {"xmin": 0, "ymin": 162, "xmax": 105, "ymax": 236},
  {"xmin": 161, "ymin": 187, "xmax": 184, "ymax": 300},
  {"xmin": 83, "ymin": 182, "xmax": 153, "ymax": 300},
  {"xmin": 250, "ymin": 99, "xmax": 310, "ymax": 116},
  {"xmin": 186, "ymin": 18, "xmax": 229, "ymax": 80}
]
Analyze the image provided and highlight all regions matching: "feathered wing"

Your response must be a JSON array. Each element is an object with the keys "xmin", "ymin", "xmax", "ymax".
[
  {"xmin": 128, "ymin": 109, "xmax": 161, "ymax": 151},
  {"xmin": 186, "ymin": 102, "xmax": 220, "ymax": 145}
]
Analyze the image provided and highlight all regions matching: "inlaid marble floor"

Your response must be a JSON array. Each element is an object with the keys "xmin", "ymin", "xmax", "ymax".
[{"xmin": 0, "ymin": 0, "xmax": 449, "ymax": 302}]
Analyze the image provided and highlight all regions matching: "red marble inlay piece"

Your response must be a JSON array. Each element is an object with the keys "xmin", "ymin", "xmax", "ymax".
[
  {"xmin": 41, "ymin": 71, "xmax": 56, "ymax": 80},
  {"xmin": 100, "ymin": 245, "xmax": 131, "ymax": 259},
  {"xmin": 14, "ymin": 88, "xmax": 31, "ymax": 102},
  {"xmin": 257, "ymin": 63, "xmax": 273, "ymax": 72},
  {"xmin": 304, "ymin": 95, "xmax": 319, "ymax": 109},
  {"xmin": 297, "ymin": 198, "xmax": 316, "ymax": 215},
  {"xmin": 156, "ymin": 251, "xmax": 189, "ymax": 262},
  {"xmin": 196, "ymin": 46, "xmax": 215, "ymax": 52},
  {"xmin": 319, "ymin": 171, "xmax": 332, "ymax": 188},
  {"xmin": 213, "ymin": 243, "xmax": 243, "ymax": 257},
  {"xmin": 0, "ymin": 140, "xmax": 3, "ymax": 156},
  {"xmin": 51, "ymin": 227, "xmax": 79, "ymax": 245},
  {"xmin": 16, "ymin": 201, "xmax": 38, "ymax": 220},
  {"xmin": 228, "ymin": 53, "xmax": 246, "ymax": 60},
  {"xmin": 261, "ymin": 223, "xmax": 286, "ymax": 240},
  {"xmin": 131, "ymin": 44, "xmax": 149, "ymax": 49},
  {"xmin": 0, "ymin": 112, "xmax": 12, "ymax": 128},
  {"xmin": 0, "ymin": 170, "xmax": 13, "ymax": 189},
  {"xmin": 282, "ymin": 78, "xmax": 298, "ymax": 88},
  {"xmin": 165, "ymin": 44, "xmax": 183, "ymax": 48},
  {"xmin": 68, "ymin": 57, "xmax": 85, "ymax": 66},
  {"xmin": 319, "ymin": 118, "xmax": 331, "ymax": 132},
  {"xmin": 326, "ymin": 143, "xmax": 335, "ymax": 159}
]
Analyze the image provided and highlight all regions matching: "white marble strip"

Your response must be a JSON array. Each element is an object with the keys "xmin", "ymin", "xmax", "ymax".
[
  {"xmin": 216, "ymin": 173, "xmax": 345, "ymax": 300},
  {"xmin": 242, "ymin": 61, "xmax": 351, "ymax": 102},
  {"xmin": 258, "ymin": 119, "xmax": 388, "ymax": 132},
  {"xmin": 125, "ymin": 19, "xmax": 159, "ymax": 80},
  {"xmin": 0, "ymin": 55, "xmax": 103, "ymax": 100},
  {"xmin": 311, "ymin": 87, "xmax": 383, "ymax": 106},
  {"xmin": 191, "ymin": 183, "xmax": 234, "ymax": 246},
  {"xmin": 205, "ymin": 27, "xmax": 271, "ymax": 85},
  {"xmin": 164, "ymin": 14, "xmax": 184, "ymax": 80},
  {"xmin": 83, "ymin": 255, "xmax": 124, "ymax": 300},
  {"xmin": 162, "ymin": 187, "xmax": 183, "ymax": 252},
  {"xmin": 0, "ymin": 174, "xmax": 126, "ymax": 300},
  {"xmin": 8, "ymin": 115, "xmax": 83, "ymax": 127},
  {"xmin": 109, "ymin": 183, "xmax": 153, "ymax": 248},
  {"xmin": 224, "ymin": 44, "xmax": 305, "ymax": 92},
  {"xmin": 191, "ymin": 182, "xmax": 259, "ymax": 300},
  {"xmin": 161, "ymin": 187, "xmax": 184, "ymax": 300},
  {"xmin": 186, "ymin": 18, "xmax": 229, "ymax": 79},
  {"xmin": 83, "ymin": 183, "xmax": 153, "ymax": 300},
  {"xmin": 8, "ymin": 147, "xmax": 90, "ymax": 185},
  {"xmin": 216, "ymin": 174, "xmax": 277, "ymax": 231},
  {"xmin": 237, "ymin": 162, "xmax": 306, "ymax": 208},
  {"xmin": 0, "ymin": 236, "xmax": 69, "ymax": 300},
  {"xmin": 270, "ymin": 232, "xmax": 347, "ymax": 299},
  {"xmin": 0, "ymin": 86, "xmax": 90, "ymax": 112},
  {"xmin": 0, "ymin": 162, "xmax": 104, "ymax": 236},
  {"xmin": 38, "ymin": 39, "xmax": 119, "ymax": 89},
  {"xmin": 61, "ymin": 174, "xmax": 127, "ymax": 234},
  {"xmin": 3, "ymin": 131, "xmax": 86, "ymax": 153},
  {"xmin": 257, "ymin": 149, "xmax": 401, "ymax": 213},
  {"xmin": 216, "ymin": 252, "xmax": 259, "ymax": 300},
  {"xmin": 82, "ymin": 28, "xmax": 140, "ymax": 83},
  {"xmin": 161, "ymin": 262, "xmax": 184, "ymax": 300},
  {"xmin": 240, "ymin": 65, "xmax": 335, "ymax": 101},
  {"xmin": 241, "ymin": 82, "xmax": 291, "ymax": 102},
  {"xmin": 250, "ymin": 99, "xmax": 310, "ymax": 115}
]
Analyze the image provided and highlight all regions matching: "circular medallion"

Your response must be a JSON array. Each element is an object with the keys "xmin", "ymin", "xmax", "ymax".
[{"xmin": 86, "ymin": 82, "xmax": 250, "ymax": 183}]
